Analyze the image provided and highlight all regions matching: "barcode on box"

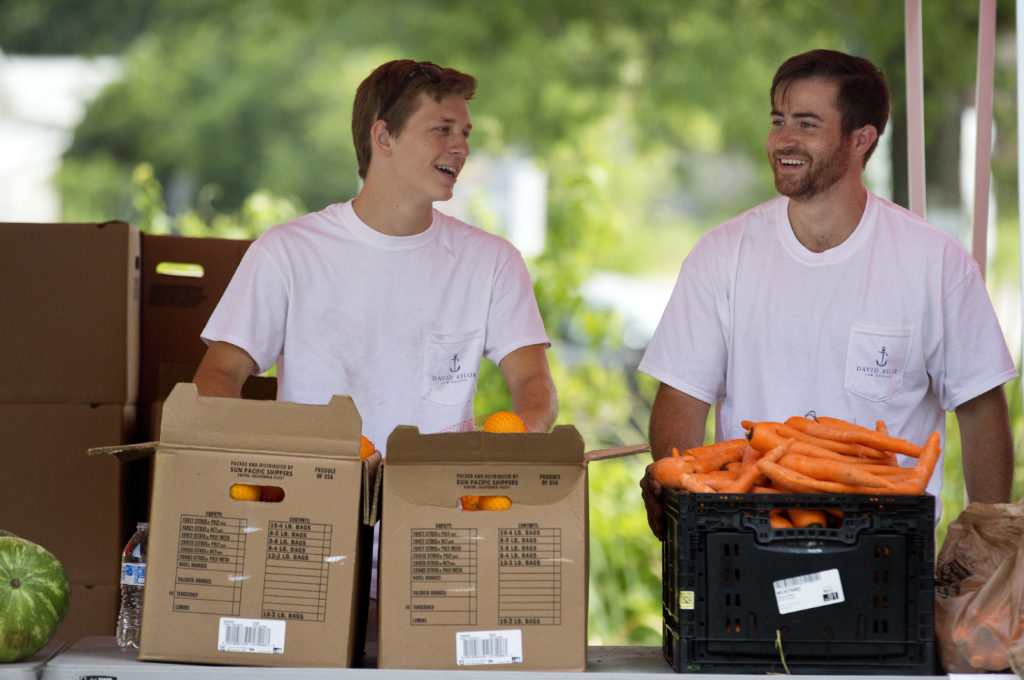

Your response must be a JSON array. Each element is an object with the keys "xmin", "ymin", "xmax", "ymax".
[
  {"xmin": 455, "ymin": 629, "xmax": 523, "ymax": 666},
  {"xmin": 217, "ymin": 617, "xmax": 286, "ymax": 654},
  {"xmin": 773, "ymin": 568, "xmax": 845, "ymax": 615}
]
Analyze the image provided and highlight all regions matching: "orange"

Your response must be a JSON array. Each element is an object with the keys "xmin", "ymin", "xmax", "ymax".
[
  {"xmin": 478, "ymin": 495, "xmax": 512, "ymax": 511},
  {"xmin": 229, "ymin": 483, "xmax": 261, "ymax": 501},
  {"xmin": 482, "ymin": 411, "xmax": 527, "ymax": 433},
  {"xmin": 359, "ymin": 435, "xmax": 376, "ymax": 459},
  {"xmin": 260, "ymin": 486, "xmax": 285, "ymax": 503},
  {"xmin": 459, "ymin": 495, "xmax": 480, "ymax": 511}
]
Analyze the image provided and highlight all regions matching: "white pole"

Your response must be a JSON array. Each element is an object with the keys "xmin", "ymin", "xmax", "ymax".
[
  {"xmin": 1017, "ymin": 0, "xmax": 1024, "ymax": 423},
  {"xmin": 905, "ymin": 0, "xmax": 926, "ymax": 217},
  {"xmin": 972, "ymin": 0, "xmax": 996, "ymax": 276}
]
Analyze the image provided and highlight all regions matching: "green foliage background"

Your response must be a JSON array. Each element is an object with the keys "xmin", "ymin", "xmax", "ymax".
[{"xmin": 3, "ymin": 0, "xmax": 1022, "ymax": 647}]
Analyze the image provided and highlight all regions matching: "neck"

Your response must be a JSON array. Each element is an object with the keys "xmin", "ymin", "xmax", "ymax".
[
  {"xmin": 787, "ymin": 180, "xmax": 868, "ymax": 253},
  {"xmin": 352, "ymin": 178, "xmax": 433, "ymax": 236}
]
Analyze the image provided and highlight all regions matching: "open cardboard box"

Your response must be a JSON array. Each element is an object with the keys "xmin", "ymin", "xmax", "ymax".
[
  {"xmin": 92, "ymin": 383, "xmax": 379, "ymax": 668},
  {"xmin": 374, "ymin": 427, "xmax": 646, "ymax": 671}
]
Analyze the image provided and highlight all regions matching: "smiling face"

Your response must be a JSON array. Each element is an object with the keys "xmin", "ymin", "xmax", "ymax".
[
  {"xmin": 766, "ymin": 77, "xmax": 854, "ymax": 202},
  {"xmin": 386, "ymin": 92, "xmax": 472, "ymax": 205}
]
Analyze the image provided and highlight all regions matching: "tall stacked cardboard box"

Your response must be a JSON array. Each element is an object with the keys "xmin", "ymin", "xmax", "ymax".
[
  {"xmin": 0, "ymin": 221, "xmax": 142, "ymax": 644},
  {"xmin": 0, "ymin": 223, "xmax": 259, "ymax": 644}
]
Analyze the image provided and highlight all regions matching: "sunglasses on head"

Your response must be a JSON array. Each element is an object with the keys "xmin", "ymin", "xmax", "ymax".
[{"xmin": 376, "ymin": 62, "xmax": 442, "ymax": 121}]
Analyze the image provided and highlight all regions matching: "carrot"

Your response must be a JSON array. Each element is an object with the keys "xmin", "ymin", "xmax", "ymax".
[
  {"xmin": 757, "ymin": 459, "xmax": 889, "ymax": 495},
  {"xmin": 786, "ymin": 416, "xmax": 924, "ymax": 458},
  {"xmin": 769, "ymin": 510, "xmax": 793, "ymax": 528},
  {"xmin": 648, "ymin": 455, "xmax": 695, "ymax": 489},
  {"xmin": 677, "ymin": 473, "xmax": 717, "ymax": 494},
  {"xmin": 679, "ymin": 439, "xmax": 747, "ymax": 472},
  {"xmin": 722, "ymin": 440, "xmax": 789, "ymax": 493},
  {"xmin": 778, "ymin": 452, "xmax": 896, "ymax": 490},
  {"xmin": 908, "ymin": 431, "xmax": 942, "ymax": 487},
  {"xmin": 750, "ymin": 421, "xmax": 888, "ymax": 465},
  {"xmin": 787, "ymin": 507, "xmax": 827, "ymax": 528},
  {"xmin": 776, "ymin": 422, "xmax": 889, "ymax": 459}
]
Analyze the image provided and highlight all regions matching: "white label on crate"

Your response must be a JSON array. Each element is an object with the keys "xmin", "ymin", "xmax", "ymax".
[
  {"xmin": 120, "ymin": 563, "xmax": 146, "ymax": 587},
  {"xmin": 455, "ymin": 629, "xmax": 523, "ymax": 666},
  {"xmin": 217, "ymin": 617, "xmax": 286, "ymax": 654},
  {"xmin": 679, "ymin": 590, "xmax": 695, "ymax": 610},
  {"xmin": 772, "ymin": 568, "xmax": 845, "ymax": 614}
]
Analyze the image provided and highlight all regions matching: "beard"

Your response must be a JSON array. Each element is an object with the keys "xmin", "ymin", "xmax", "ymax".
[{"xmin": 772, "ymin": 136, "xmax": 852, "ymax": 201}]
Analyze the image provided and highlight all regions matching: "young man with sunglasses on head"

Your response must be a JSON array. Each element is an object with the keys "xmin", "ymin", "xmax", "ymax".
[
  {"xmin": 638, "ymin": 49, "xmax": 1016, "ymax": 539},
  {"xmin": 195, "ymin": 59, "xmax": 557, "ymax": 446}
]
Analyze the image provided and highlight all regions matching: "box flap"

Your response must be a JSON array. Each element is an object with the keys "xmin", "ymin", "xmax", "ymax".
[
  {"xmin": 385, "ymin": 424, "xmax": 584, "ymax": 465},
  {"xmin": 160, "ymin": 383, "xmax": 360, "ymax": 457},
  {"xmin": 88, "ymin": 441, "xmax": 157, "ymax": 463},
  {"xmin": 584, "ymin": 442, "xmax": 650, "ymax": 462},
  {"xmin": 362, "ymin": 451, "xmax": 382, "ymax": 526}
]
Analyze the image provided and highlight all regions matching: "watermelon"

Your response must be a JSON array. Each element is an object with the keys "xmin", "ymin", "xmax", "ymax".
[{"xmin": 0, "ymin": 536, "xmax": 71, "ymax": 663}]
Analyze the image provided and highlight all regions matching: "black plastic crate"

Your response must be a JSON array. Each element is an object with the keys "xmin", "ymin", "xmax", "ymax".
[{"xmin": 662, "ymin": 490, "xmax": 935, "ymax": 674}]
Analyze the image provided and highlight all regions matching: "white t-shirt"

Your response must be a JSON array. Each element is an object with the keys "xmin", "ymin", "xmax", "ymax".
[
  {"xmin": 639, "ymin": 192, "xmax": 1017, "ymax": 500},
  {"xmin": 202, "ymin": 200, "xmax": 550, "ymax": 452}
]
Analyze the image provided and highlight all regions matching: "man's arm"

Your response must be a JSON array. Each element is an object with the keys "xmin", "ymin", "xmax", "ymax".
[
  {"xmin": 193, "ymin": 341, "xmax": 258, "ymax": 398},
  {"xmin": 649, "ymin": 382, "xmax": 711, "ymax": 459},
  {"xmin": 641, "ymin": 382, "xmax": 712, "ymax": 540},
  {"xmin": 497, "ymin": 344, "xmax": 557, "ymax": 433},
  {"xmin": 955, "ymin": 385, "xmax": 1014, "ymax": 504}
]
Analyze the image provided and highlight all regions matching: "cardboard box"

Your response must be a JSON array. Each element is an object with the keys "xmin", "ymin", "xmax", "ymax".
[
  {"xmin": 0, "ymin": 221, "xmax": 140, "ymax": 404},
  {"xmin": 146, "ymin": 363, "xmax": 277, "ymax": 440},
  {"xmin": 0, "ymin": 402, "xmax": 140, "ymax": 585},
  {"xmin": 138, "ymin": 234, "xmax": 252, "ymax": 407},
  {"xmin": 376, "ymin": 425, "xmax": 589, "ymax": 671},
  {"xmin": 134, "ymin": 383, "xmax": 377, "ymax": 667}
]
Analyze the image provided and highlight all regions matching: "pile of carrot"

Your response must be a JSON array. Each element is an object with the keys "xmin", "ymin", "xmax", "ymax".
[{"xmin": 650, "ymin": 416, "xmax": 940, "ymax": 526}]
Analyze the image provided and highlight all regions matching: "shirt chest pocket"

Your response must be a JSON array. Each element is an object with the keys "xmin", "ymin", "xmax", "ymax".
[
  {"xmin": 422, "ymin": 330, "xmax": 485, "ymax": 406},
  {"xmin": 844, "ymin": 324, "xmax": 913, "ymax": 402}
]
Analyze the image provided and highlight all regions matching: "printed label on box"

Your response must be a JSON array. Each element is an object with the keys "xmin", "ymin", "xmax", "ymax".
[
  {"xmin": 217, "ymin": 617, "xmax": 286, "ymax": 654},
  {"xmin": 120, "ymin": 563, "xmax": 146, "ymax": 587},
  {"xmin": 455, "ymin": 629, "xmax": 523, "ymax": 666},
  {"xmin": 772, "ymin": 567, "xmax": 845, "ymax": 615}
]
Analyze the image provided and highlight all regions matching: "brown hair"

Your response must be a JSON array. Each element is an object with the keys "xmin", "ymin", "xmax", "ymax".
[
  {"xmin": 352, "ymin": 60, "xmax": 477, "ymax": 179},
  {"xmin": 771, "ymin": 49, "xmax": 889, "ymax": 163}
]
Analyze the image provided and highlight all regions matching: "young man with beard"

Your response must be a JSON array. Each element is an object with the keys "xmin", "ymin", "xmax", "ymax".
[
  {"xmin": 638, "ymin": 49, "xmax": 1016, "ymax": 539},
  {"xmin": 194, "ymin": 60, "xmax": 557, "ymax": 446}
]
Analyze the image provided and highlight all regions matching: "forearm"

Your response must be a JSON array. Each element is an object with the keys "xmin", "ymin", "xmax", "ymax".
[
  {"xmin": 193, "ymin": 341, "xmax": 257, "ymax": 399},
  {"xmin": 956, "ymin": 386, "xmax": 1015, "ymax": 504},
  {"xmin": 510, "ymin": 372, "xmax": 558, "ymax": 433},
  {"xmin": 649, "ymin": 383, "xmax": 710, "ymax": 459},
  {"xmin": 499, "ymin": 344, "xmax": 558, "ymax": 433}
]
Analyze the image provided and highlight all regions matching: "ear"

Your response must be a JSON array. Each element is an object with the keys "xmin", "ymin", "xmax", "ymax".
[
  {"xmin": 371, "ymin": 119, "xmax": 393, "ymax": 157},
  {"xmin": 851, "ymin": 124, "xmax": 878, "ymax": 160}
]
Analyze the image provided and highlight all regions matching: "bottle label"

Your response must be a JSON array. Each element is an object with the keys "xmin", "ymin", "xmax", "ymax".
[{"xmin": 121, "ymin": 563, "xmax": 147, "ymax": 587}]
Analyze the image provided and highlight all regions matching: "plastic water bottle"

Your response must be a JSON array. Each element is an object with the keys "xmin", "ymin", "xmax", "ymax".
[{"xmin": 116, "ymin": 521, "xmax": 149, "ymax": 649}]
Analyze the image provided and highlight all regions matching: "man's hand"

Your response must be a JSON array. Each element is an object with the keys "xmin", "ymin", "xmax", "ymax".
[
  {"xmin": 643, "ymin": 383, "xmax": 711, "ymax": 540},
  {"xmin": 640, "ymin": 463, "xmax": 665, "ymax": 541}
]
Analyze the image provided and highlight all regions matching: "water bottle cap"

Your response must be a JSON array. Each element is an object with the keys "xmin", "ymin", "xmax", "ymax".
[{"xmin": 138, "ymin": 522, "xmax": 150, "ymax": 529}]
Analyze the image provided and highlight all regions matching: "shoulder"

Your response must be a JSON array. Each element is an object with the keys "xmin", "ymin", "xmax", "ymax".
[
  {"xmin": 868, "ymin": 193, "xmax": 975, "ymax": 258},
  {"xmin": 253, "ymin": 203, "xmax": 347, "ymax": 248},
  {"xmin": 433, "ymin": 209, "xmax": 522, "ymax": 258},
  {"xmin": 693, "ymin": 197, "xmax": 785, "ymax": 254}
]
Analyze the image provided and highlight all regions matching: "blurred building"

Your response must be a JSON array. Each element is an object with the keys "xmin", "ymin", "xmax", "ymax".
[{"xmin": 0, "ymin": 51, "xmax": 120, "ymax": 221}]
